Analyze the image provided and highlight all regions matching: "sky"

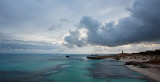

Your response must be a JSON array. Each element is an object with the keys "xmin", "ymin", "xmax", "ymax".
[{"xmin": 0, "ymin": 0, "xmax": 160, "ymax": 54}]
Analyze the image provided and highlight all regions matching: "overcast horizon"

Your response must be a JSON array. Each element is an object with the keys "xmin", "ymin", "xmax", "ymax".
[{"xmin": 0, "ymin": 0, "xmax": 160, "ymax": 54}]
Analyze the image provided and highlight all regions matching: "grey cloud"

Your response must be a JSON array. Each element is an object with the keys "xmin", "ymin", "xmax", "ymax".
[
  {"xmin": 64, "ymin": 30, "xmax": 86, "ymax": 48},
  {"xmin": 49, "ymin": 25, "xmax": 55, "ymax": 31},
  {"xmin": 49, "ymin": 24, "xmax": 62, "ymax": 32},
  {"xmin": 65, "ymin": 0, "xmax": 160, "ymax": 47},
  {"xmin": 49, "ymin": 18, "xmax": 70, "ymax": 31},
  {"xmin": 59, "ymin": 18, "xmax": 70, "ymax": 23},
  {"xmin": 0, "ymin": 40, "xmax": 56, "ymax": 50},
  {"xmin": 48, "ymin": 18, "xmax": 69, "ymax": 32},
  {"xmin": 62, "ymin": 42, "xmax": 74, "ymax": 48}
]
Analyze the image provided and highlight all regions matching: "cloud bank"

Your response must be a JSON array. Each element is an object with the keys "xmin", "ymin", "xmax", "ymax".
[
  {"xmin": 0, "ymin": 40, "xmax": 58, "ymax": 51},
  {"xmin": 64, "ymin": 0, "xmax": 160, "ymax": 48}
]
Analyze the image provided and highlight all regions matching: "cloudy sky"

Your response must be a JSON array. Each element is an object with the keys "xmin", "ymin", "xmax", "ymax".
[{"xmin": 0, "ymin": 0, "xmax": 160, "ymax": 54}]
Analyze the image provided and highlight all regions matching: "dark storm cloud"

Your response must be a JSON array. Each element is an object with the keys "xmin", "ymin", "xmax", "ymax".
[{"xmin": 64, "ymin": 0, "xmax": 160, "ymax": 47}]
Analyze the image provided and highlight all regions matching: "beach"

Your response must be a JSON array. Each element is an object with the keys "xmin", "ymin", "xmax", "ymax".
[
  {"xmin": 87, "ymin": 50, "xmax": 160, "ymax": 82},
  {"xmin": 119, "ymin": 54, "xmax": 160, "ymax": 82},
  {"xmin": 126, "ymin": 65, "xmax": 160, "ymax": 82}
]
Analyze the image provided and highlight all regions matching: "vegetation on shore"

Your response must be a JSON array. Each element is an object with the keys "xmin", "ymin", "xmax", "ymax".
[{"xmin": 87, "ymin": 49, "xmax": 160, "ymax": 65}]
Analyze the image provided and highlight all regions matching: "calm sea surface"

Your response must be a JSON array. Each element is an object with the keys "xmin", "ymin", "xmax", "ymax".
[{"xmin": 0, "ymin": 54, "xmax": 154, "ymax": 82}]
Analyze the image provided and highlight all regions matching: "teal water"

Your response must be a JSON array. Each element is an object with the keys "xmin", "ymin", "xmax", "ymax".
[{"xmin": 0, "ymin": 54, "xmax": 154, "ymax": 82}]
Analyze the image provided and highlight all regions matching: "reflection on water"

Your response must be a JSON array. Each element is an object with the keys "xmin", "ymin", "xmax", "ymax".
[{"xmin": 0, "ymin": 54, "xmax": 155, "ymax": 82}]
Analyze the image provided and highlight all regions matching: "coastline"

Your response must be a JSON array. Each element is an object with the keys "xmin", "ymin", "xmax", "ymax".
[
  {"xmin": 120, "ymin": 59, "xmax": 160, "ymax": 82},
  {"xmin": 126, "ymin": 65, "xmax": 160, "ymax": 82},
  {"xmin": 87, "ymin": 50, "xmax": 160, "ymax": 81}
]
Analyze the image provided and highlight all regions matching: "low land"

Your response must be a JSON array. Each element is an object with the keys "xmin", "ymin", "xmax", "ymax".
[{"xmin": 87, "ymin": 49, "xmax": 160, "ymax": 81}]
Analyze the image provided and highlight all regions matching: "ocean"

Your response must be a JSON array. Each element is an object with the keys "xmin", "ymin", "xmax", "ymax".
[{"xmin": 0, "ymin": 54, "xmax": 154, "ymax": 82}]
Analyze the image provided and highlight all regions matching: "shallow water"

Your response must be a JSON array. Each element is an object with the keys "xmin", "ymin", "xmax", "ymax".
[{"xmin": 0, "ymin": 54, "xmax": 154, "ymax": 82}]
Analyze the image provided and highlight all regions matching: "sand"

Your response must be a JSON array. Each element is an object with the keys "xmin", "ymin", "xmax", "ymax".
[
  {"xmin": 126, "ymin": 65, "xmax": 160, "ymax": 82},
  {"xmin": 120, "ymin": 57, "xmax": 160, "ymax": 82}
]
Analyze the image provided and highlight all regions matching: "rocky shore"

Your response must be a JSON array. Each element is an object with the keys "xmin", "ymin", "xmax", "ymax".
[{"xmin": 87, "ymin": 49, "xmax": 160, "ymax": 81}]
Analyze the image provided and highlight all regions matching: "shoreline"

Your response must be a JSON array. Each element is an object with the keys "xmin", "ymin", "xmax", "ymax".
[
  {"xmin": 120, "ymin": 59, "xmax": 160, "ymax": 82},
  {"xmin": 125, "ymin": 65, "xmax": 160, "ymax": 82},
  {"xmin": 87, "ymin": 50, "xmax": 160, "ymax": 81}
]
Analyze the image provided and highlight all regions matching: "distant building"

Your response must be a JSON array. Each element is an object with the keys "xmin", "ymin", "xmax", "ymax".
[{"xmin": 122, "ymin": 50, "xmax": 123, "ymax": 53}]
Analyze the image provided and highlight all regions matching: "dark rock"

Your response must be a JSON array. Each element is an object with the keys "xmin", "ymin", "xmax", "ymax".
[
  {"xmin": 138, "ymin": 64, "xmax": 150, "ymax": 68},
  {"xmin": 124, "ymin": 61, "xmax": 150, "ymax": 68},
  {"xmin": 114, "ymin": 58, "xmax": 120, "ymax": 60},
  {"xmin": 66, "ymin": 55, "xmax": 70, "ymax": 58},
  {"xmin": 87, "ymin": 56, "xmax": 105, "ymax": 60},
  {"xmin": 124, "ymin": 61, "xmax": 140, "ymax": 66}
]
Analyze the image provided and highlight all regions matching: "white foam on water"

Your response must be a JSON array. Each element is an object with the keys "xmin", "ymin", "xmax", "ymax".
[
  {"xmin": 43, "ymin": 70, "xmax": 59, "ymax": 75},
  {"xmin": 60, "ymin": 65, "xmax": 71, "ymax": 68}
]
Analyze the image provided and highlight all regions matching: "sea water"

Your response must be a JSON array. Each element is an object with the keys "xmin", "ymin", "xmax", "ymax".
[{"xmin": 0, "ymin": 54, "xmax": 154, "ymax": 82}]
